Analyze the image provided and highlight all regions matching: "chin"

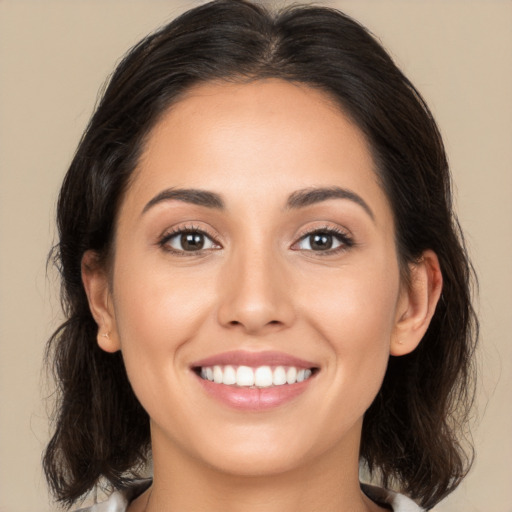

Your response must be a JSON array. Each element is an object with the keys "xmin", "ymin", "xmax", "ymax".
[
  {"xmin": 175, "ymin": 418, "xmax": 353, "ymax": 479},
  {"xmin": 202, "ymin": 446, "xmax": 309, "ymax": 478}
]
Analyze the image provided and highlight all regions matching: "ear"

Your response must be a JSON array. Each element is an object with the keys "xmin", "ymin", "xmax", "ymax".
[
  {"xmin": 391, "ymin": 250, "xmax": 443, "ymax": 356},
  {"xmin": 81, "ymin": 250, "xmax": 121, "ymax": 353}
]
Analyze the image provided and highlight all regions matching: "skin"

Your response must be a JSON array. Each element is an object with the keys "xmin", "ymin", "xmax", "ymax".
[{"xmin": 83, "ymin": 79, "xmax": 442, "ymax": 512}]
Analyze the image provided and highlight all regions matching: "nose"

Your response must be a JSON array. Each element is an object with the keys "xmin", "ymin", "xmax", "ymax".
[{"xmin": 216, "ymin": 243, "xmax": 296, "ymax": 335}]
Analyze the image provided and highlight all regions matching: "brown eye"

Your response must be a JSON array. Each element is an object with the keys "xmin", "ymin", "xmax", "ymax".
[
  {"xmin": 180, "ymin": 232, "xmax": 205, "ymax": 251},
  {"xmin": 295, "ymin": 229, "xmax": 352, "ymax": 252},
  {"xmin": 309, "ymin": 233, "xmax": 334, "ymax": 250},
  {"xmin": 163, "ymin": 229, "xmax": 219, "ymax": 253}
]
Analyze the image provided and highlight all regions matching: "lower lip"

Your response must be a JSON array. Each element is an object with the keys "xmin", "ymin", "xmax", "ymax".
[{"xmin": 194, "ymin": 374, "xmax": 315, "ymax": 411}]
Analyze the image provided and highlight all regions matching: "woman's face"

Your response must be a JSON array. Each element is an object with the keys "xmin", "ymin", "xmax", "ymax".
[{"xmin": 97, "ymin": 80, "xmax": 409, "ymax": 477}]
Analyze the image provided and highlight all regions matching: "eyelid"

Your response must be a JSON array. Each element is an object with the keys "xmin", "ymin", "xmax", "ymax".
[
  {"xmin": 291, "ymin": 225, "xmax": 354, "ymax": 253},
  {"xmin": 294, "ymin": 223, "xmax": 352, "ymax": 240},
  {"xmin": 158, "ymin": 223, "xmax": 223, "ymax": 255}
]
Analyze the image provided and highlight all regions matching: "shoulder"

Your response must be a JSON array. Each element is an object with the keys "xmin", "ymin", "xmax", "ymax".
[
  {"xmin": 73, "ymin": 479, "xmax": 152, "ymax": 512},
  {"xmin": 361, "ymin": 483, "xmax": 425, "ymax": 512}
]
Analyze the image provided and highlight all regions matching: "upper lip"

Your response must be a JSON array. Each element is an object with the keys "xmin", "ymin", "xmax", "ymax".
[{"xmin": 191, "ymin": 350, "xmax": 319, "ymax": 369}]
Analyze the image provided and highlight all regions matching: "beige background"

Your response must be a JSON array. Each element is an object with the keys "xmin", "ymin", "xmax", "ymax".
[{"xmin": 0, "ymin": 1, "xmax": 511, "ymax": 511}]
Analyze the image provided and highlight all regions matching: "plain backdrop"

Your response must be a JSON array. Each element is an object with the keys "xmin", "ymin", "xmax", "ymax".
[{"xmin": 0, "ymin": 1, "xmax": 511, "ymax": 511}]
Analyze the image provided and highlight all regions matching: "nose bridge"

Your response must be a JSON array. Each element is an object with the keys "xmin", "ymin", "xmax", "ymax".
[{"xmin": 217, "ymin": 232, "xmax": 295, "ymax": 333}]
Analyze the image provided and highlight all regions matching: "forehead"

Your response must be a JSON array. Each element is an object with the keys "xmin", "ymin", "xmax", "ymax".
[{"xmin": 123, "ymin": 79, "xmax": 390, "ymax": 224}]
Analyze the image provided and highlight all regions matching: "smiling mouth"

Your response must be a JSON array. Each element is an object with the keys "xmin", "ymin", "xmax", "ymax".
[{"xmin": 194, "ymin": 365, "xmax": 317, "ymax": 388}]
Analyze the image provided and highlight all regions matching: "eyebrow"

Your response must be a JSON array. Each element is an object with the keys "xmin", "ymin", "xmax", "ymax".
[
  {"xmin": 142, "ymin": 185, "xmax": 374, "ymax": 220},
  {"xmin": 286, "ymin": 186, "xmax": 374, "ymax": 220},
  {"xmin": 142, "ymin": 188, "xmax": 224, "ymax": 214}
]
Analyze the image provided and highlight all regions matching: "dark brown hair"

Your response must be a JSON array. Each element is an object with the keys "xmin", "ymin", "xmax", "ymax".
[{"xmin": 44, "ymin": 1, "xmax": 477, "ymax": 509}]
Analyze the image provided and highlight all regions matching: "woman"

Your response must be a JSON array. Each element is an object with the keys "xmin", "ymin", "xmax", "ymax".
[{"xmin": 43, "ymin": 1, "xmax": 477, "ymax": 511}]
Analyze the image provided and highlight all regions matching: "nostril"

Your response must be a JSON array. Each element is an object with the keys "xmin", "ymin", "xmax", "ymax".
[{"xmin": 230, "ymin": 319, "xmax": 281, "ymax": 326}]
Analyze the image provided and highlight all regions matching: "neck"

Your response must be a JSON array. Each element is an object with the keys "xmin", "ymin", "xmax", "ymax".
[{"xmin": 137, "ymin": 421, "xmax": 384, "ymax": 512}]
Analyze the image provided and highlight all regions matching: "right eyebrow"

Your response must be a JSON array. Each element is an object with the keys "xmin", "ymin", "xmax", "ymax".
[{"xmin": 141, "ymin": 188, "xmax": 225, "ymax": 215}]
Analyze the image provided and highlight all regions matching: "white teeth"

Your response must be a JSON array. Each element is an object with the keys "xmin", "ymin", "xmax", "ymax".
[
  {"xmin": 272, "ymin": 366, "xmax": 287, "ymax": 386},
  {"xmin": 198, "ymin": 364, "xmax": 314, "ymax": 387},
  {"xmin": 236, "ymin": 366, "xmax": 255, "ymax": 386},
  {"xmin": 222, "ymin": 365, "xmax": 236, "ymax": 385},
  {"xmin": 254, "ymin": 366, "xmax": 273, "ymax": 387},
  {"xmin": 286, "ymin": 366, "xmax": 297, "ymax": 384},
  {"xmin": 213, "ymin": 365, "xmax": 223, "ymax": 384}
]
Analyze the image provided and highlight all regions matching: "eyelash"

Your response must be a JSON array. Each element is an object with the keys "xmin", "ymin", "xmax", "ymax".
[
  {"xmin": 293, "ymin": 225, "xmax": 354, "ymax": 255},
  {"xmin": 158, "ymin": 224, "xmax": 219, "ymax": 257},
  {"xmin": 158, "ymin": 224, "xmax": 354, "ymax": 257}
]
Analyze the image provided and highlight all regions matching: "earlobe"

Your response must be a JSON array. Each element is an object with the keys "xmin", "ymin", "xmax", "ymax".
[
  {"xmin": 81, "ymin": 250, "xmax": 121, "ymax": 353},
  {"xmin": 391, "ymin": 250, "xmax": 443, "ymax": 356}
]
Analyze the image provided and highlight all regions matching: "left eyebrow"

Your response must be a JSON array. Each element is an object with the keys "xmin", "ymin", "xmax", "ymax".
[
  {"xmin": 141, "ymin": 188, "xmax": 225, "ymax": 215},
  {"xmin": 285, "ymin": 186, "xmax": 375, "ymax": 221}
]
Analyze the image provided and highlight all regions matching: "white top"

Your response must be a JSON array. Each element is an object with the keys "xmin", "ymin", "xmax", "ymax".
[{"xmin": 74, "ymin": 479, "xmax": 424, "ymax": 512}]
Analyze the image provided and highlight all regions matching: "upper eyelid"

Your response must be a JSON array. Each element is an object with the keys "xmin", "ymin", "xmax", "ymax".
[
  {"xmin": 160, "ymin": 224, "xmax": 221, "ymax": 243},
  {"xmin": 295, "ymin": 224, "xmax": 352, "ymax": 240}
]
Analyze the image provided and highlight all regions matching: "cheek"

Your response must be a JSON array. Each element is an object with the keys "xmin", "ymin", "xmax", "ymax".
[
  {"xmin": 302, "ymin": 261, "xmax": 400, "ymax": 347},
  {"xmin": 299, "ymin": 258, "xmax": 400, "ymax": 405},
  {"xmin": 109, "ymin": 258, "xmax": 219, "ymax": 422},
  {"xmin": 111, "ymin": 256, "xmax": 215, "ymax": 361}
]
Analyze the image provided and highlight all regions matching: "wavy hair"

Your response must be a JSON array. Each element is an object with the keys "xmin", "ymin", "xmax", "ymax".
[{"xmin": 44, "ymin": 1, "xmax": 478, "ymax": 509}]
